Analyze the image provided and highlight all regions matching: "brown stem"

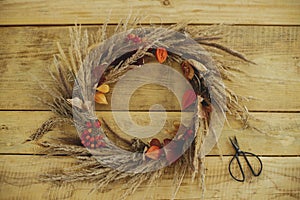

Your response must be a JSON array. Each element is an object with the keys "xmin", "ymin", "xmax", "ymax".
[{"xmin": 197, "ymin": 40, "xmax": 256, "ymax": 64}]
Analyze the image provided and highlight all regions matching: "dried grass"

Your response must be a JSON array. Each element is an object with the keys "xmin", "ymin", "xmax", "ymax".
[{"xmin": 28, "ymin": 16, "xmax": 254, "ymax": 200}]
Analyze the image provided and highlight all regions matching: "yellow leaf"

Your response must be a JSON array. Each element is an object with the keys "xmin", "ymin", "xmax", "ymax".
[
  {"xmin": 96, "ymin": 84, "xmax": 110, "ymax": 94},
  {"xmin": 95, "ymin": 93, "xmax": 108, "ymax": 104}
]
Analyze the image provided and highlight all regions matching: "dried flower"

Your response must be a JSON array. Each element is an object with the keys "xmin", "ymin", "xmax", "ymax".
[
  {"xmin": 155, "ymin": 47, "xmax": 168, "ymax": 63},
  {"xmin": 95, "ymin": 84, "xmax": 110, "ymax": 104},
  {"xmin": 126, "ymin": 33, "xmax": 142, "ymax": 44},
  {"xmin": 67, "ymin": 97, "xmax": 83, "ymax": 109},
  {"xmin": 145, "ymin": 145, "xmax": 161, "ymax": 160},
  {"xmin": 95, "ymin": 93, "xmax": 108, "ymax": 104},
  {"xmin": 96, "ymin": 84, "xmax": 110, "ymax": 93}
]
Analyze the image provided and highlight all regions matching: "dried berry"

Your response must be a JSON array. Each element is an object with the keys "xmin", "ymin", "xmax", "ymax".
[
  {"xmin": 126, "ymin": 33, "xmax": 142, "ymax": 44},
  {"xmin": 127, "ymin": 33, "xmax": 135, "ymax": 40},
  {"xmin": 149, "ymin": 138, "xmax": 162, "ymax": 148},
  {"xmin": 94, "ymin": 120, "xmax": 101, "ymax": 128},
  {"xmin": 83, "ymin": 129, "xmax": 89, "ymax": 135},
  {"xmin": 80, "ymin": 119, "xmax": 106, "ymax": 149},
  {"xmin": 133, "ymin": 36, "xmax": 142, "ymax": 44},
  {"xmin": 85, "ymin": 121, "xmax": 92, "ymax": 128},
  {"xmin": 89, "ymin": 136, "xmax": 95, "ymax": 142}
]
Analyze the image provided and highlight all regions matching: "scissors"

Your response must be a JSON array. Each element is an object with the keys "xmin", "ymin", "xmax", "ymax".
[{"xmin": 228, "ymin": 136, "xmax": 263, "ymax": 182}]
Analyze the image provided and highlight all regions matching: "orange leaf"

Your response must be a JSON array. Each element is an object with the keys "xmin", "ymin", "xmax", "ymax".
[
  {"xmin": 95, "ymin": 93, "xmax": 108, "ymax": 105},
  {"xmin": 145, "ymin": 145, "xmax": 161, "ymax": 160},
  {"xmin": 96, "ymin": 84, "xmax": 110, "ymax": 93},
  {"xmin": 155, "ymin": 47, "xmax": 168, "ymax": 63}
]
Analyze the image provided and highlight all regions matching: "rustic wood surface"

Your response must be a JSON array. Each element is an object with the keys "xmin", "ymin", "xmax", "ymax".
[
  {"xmin": 0, "ymin": 1, "xmax": 299, "ymax": 200},
  {"xmin": 1, "ymin": 0, "xmax": 300, "ymax": 25}
]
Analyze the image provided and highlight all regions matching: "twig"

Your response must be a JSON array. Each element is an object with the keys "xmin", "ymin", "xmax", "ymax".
[{"xmin": 197, "ymin": 40, "xmax": 256, "ymax": 64}]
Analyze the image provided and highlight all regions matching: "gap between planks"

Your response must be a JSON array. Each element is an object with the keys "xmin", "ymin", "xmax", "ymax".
[
  {"xmin": 0, "ymin": 111, "xmax": 299, "ymax": 156},
  {"xmin": 0, "ymin": 25, "xmax": 299, "ymax": 111},
  {"xmin": 0, "ymin": 0, "xmax": 300, "ymax": 25}
]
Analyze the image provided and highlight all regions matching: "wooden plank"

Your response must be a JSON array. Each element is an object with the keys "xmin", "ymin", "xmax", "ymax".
[
  {"xmin": 0, "ymin": 155, "xmax": 299, "ymax": 199},
  {"xmin": 0, "ymin": 0, "xmax": 300, "ymax": 25},
  {"xmin": 0, "ymin": 111, "xmax": 299, "ymax": 156},
  {"xmin": 0, "ymin": 26, "xmax": 299, "ymax": 111}
]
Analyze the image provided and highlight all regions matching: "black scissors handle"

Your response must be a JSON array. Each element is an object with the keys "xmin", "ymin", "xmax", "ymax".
[{"xmin": 229, "ymin": 151, "xmax": 263, "ymax": 182}]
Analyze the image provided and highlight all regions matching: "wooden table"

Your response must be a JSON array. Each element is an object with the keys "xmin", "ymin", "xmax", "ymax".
[{"xmin": 0, "ymin": 1, "xmax": 299, "ymax": 199}]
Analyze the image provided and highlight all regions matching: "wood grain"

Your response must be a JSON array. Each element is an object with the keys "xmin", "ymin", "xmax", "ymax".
[
  {"xmin": 0, "ymin": 155, "xmax": 299, "ymax": 199},
  {"xmin": 0, "ymin": 25, "xmax": 299, "ymax": 111},
  {"xmin": 0, "ymin": 2, "xmax": 299, "ymax": 199},
  {"xmin": 0, "ymin": 0, "xmax": 300, "ymax": 25},
  {"xmin": 0, "ymin": 111, "xmax": 299, "ymax": 156}
]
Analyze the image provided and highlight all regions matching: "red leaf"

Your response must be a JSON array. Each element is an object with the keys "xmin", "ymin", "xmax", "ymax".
[{"xmin": 182, "ymin": 89, "xmax": 196, "ymax": 110}]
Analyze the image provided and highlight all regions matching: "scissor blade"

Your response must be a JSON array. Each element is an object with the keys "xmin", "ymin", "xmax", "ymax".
[{"xmin": 229, "ymin": 136, "xmax": 239, "ymax": 151}]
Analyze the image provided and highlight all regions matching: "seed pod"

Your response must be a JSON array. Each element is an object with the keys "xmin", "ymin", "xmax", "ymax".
[
  {"xmin": 96, "ymin": 84, "xmax": 110, "ymax": 94},
  {"xmin": 187, "ymin": 59, "xmax": 208, "ymax": 74},
  {"xmin": 155, "ymin": 47, "xmax": 168, "ymax": 63},
  {"xmin": 149, "ymin": 138, "xmax": 162, "ymax": 148},
  {"xmin": 95, "ymin": 92, "xmax": 108, "ymax": 104},
  {"xmin": 181, "ymin": 60, "xmax": 194, "ymax": 80},
  {"xmin": 173, "ymin": 121, "xmax": 180, "ymax": 129},
  {"xmin": 163, "ymin": 138, "xmax": 172, "ymax": 146},
  {"xmin": 67, "ymin": 97, "xmax": 84, "ymax": 109}
]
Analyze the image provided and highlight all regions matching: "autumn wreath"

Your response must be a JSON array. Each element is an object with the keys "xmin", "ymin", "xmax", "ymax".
[{"xmin": 28, "ymin": 19, "xmax": 252, "ymax": 199}]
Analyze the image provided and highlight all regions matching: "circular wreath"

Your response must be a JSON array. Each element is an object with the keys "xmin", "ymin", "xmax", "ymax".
[
  {"xmin": 29, "ymin": 22, "xmax": 251, "ymax": 200},
  {"xmin": 70, "ymin": 27, "xmax": 226, "ymax": 173}
]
